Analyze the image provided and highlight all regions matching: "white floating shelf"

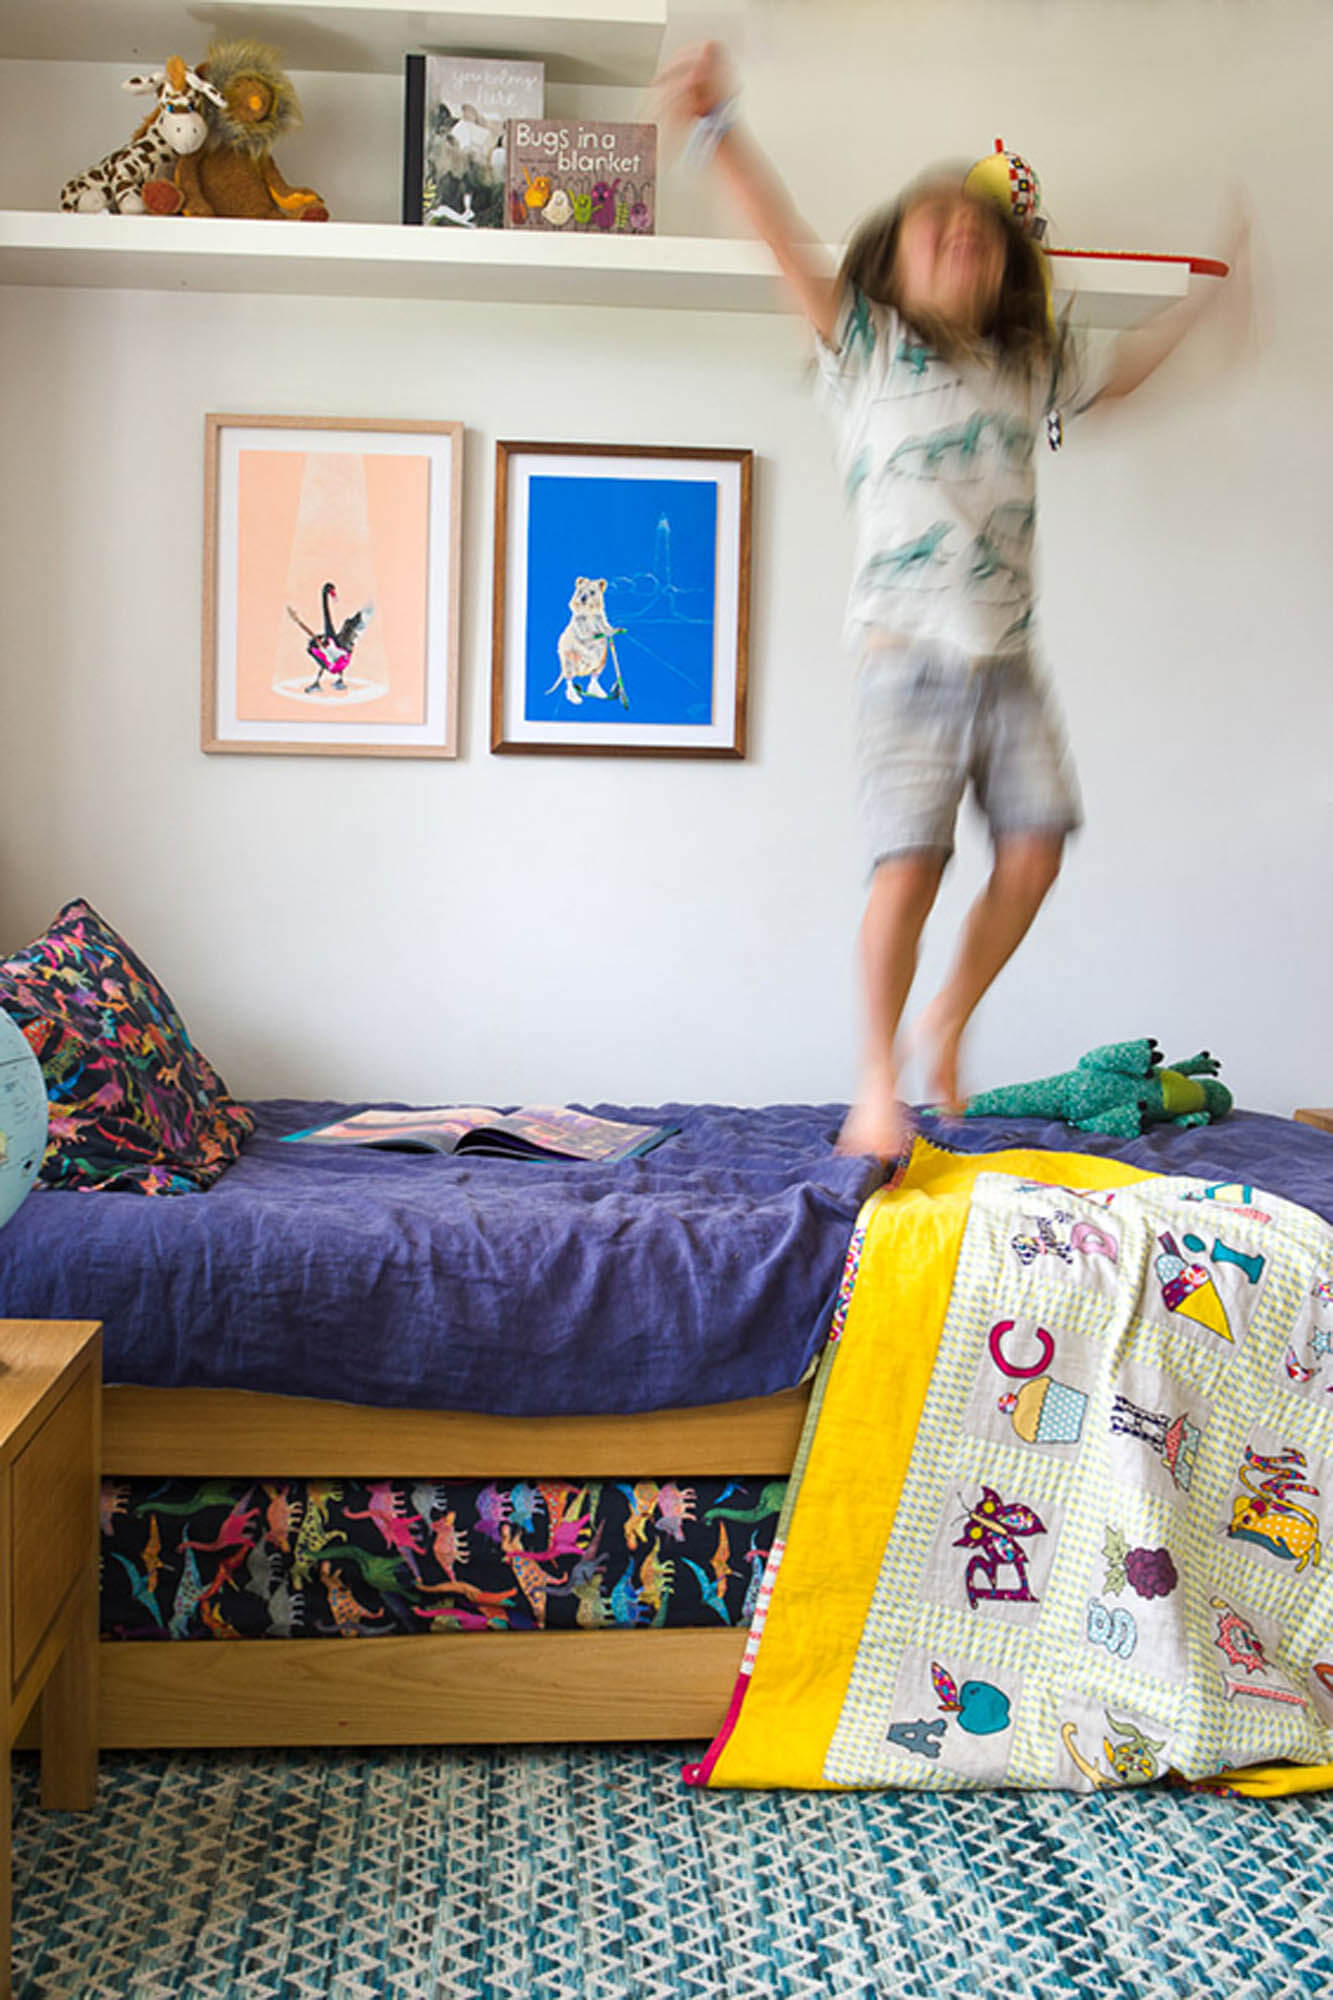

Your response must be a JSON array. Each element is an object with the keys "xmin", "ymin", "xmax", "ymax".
[
  {"xmin": 0, "ymin": 213, "xmax": 1193, "ymax": 323},
  {"xmin": 1, "ymin": 0, "xmax": 667, "ymax": 85}
]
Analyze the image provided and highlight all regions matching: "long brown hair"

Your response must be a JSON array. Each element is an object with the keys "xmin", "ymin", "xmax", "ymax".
[{"xmin": 837, "ymin": 177, "xmax": 1064, "ymax": 378}]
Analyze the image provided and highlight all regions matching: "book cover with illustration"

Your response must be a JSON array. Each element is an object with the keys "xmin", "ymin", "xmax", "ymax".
[
  {"xmin": 504, "ymin": 119, "xmax": 656, "ymax": 234},
  {"xmin": 403, "ymin": 54, "xmax": 545, "ymax": 229},
  {"xmin": 282, "ymin": 1104, "xmax": 676, "ymax": 1164}
]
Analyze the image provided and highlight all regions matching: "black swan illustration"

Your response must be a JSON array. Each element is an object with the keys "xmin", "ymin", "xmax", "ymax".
[{"xmin": 287, "ymin": 581, "xmax": 374, "ymax": 693}]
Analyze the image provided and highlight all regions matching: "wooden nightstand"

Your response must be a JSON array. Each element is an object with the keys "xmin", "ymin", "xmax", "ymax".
[
  {"xmin": 1294, "ymin": 1109, "xmax": 1333, "ymax": 1135},
  {"xmin": 0, "ymin": 1320, "xmax": 101, "ymax": 2000}
]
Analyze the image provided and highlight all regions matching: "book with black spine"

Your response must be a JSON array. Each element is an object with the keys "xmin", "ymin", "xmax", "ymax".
[{"xmin": 403, "ymin": 53, "xmax": 545, "ymax": 228}]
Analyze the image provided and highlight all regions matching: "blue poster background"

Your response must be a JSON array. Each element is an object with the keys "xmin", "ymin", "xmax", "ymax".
[{"xmin": 523, "ymin": 474, "xmax": 719, "ymax": 727}]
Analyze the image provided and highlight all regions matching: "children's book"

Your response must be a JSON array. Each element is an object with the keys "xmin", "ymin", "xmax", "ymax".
[
  {"xmin": 403, "ymin": 54, "xmax": 545, "ymax": 229},
  {"xmin": 504, "ymin": 119, "xmax": 656, "ymax": 234},
  {"xmin": 282, "ymin": 1104, "xmax": 675, "ymax": 1164}
]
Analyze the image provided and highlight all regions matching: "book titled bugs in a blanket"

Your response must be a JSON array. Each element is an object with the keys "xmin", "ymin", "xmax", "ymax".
[{"xmin": 504, "ymin": 120, "xmax": 656, "ymax": 234}]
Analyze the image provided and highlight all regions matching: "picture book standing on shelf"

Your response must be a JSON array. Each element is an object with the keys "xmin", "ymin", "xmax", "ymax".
[
  {"xmin": 283, "ymin": 1104, "xmax": 676, "ymax": 1164},
  {"xmin": 403, "ymin": 54, "xmax": 545, "ymax": 229},
  {"xmin": 505, "ymin": 120, "xmax": 656, "ymax": 234}
]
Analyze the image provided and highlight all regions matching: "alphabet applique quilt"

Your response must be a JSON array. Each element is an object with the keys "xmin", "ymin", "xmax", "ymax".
[{"xmin": 688, "ymin": 1139, "xmax": 1333, "ymax": 1796}]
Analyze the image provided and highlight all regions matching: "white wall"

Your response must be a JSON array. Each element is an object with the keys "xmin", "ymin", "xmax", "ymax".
[{"xmin": 1, "ymin": 1, "xmax": 1329, "ymax": 1113}]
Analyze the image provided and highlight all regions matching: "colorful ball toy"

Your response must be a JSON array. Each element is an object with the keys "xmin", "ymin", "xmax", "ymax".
[{"xmin": 965, "ymin": 138, "xmax": 1045, "ymax": 239}]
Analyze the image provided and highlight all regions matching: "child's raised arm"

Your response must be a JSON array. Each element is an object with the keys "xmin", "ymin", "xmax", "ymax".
[
  {"xmin": 653, "ymin": 42, "xmax": 838, "ymax": 343},
  {"xmin": 1096, "ymin": 201, "xmax": 1250, "ymax": 402}
]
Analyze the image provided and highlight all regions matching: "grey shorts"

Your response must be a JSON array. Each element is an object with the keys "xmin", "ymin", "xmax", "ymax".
[{"xmin": 854, "ymin": 640, "xmax": 1082, "ymax": 870}]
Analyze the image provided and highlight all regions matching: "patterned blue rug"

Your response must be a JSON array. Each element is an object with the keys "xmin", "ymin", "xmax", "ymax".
[{"xmin": 12, "ymin": 1745, "xmax": 1333, "ymax": 1997}]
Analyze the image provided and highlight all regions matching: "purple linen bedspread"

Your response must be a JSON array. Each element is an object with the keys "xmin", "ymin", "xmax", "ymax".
[
  {"xmin": 0, "ymin": 1101, "xmax": 881, "ymax": 1416},
  {"xmin": 0, "ymin": 1099, "xmax": 1327, "ymax": 1418},
  {"xmin": 930, "ymin": 1106, "xmax": 1333, "ymax": 1226}
]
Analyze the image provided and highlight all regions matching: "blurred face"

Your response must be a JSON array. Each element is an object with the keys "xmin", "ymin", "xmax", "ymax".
[{"xmin": 894, "ymin": 188, "xmax": 1007, "ymax": 330}]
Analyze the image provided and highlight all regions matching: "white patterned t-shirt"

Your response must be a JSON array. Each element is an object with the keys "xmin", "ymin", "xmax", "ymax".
[{"xmin": 814, "ymin": 287, "xmax": 1101, "ymax": 660}]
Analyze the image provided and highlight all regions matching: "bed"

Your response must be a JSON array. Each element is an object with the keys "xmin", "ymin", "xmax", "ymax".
[
  {"xmin": 2, "ymin": 1091, "xmax": 1329, "ymax": 1752},
  {"xmin": 3, "ymin": 904, "xmax": 1332, "ymax": 1752},
  {"xmin": 0, "ymin": 1094, "xmax": 879, "ymax": 1748}
]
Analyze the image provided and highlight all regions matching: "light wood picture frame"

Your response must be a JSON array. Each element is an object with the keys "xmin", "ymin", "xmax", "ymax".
[
  {"xmin": 203, "ymin": 414, "xmax": 463, "ymax": 758},
  {"xmin": 492, "ymin": 441, "xmax": 752, "ymax": 758}
]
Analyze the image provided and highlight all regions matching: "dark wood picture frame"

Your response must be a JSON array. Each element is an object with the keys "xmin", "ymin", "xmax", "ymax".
[{"xmin": 491, "ymin": 440, "xmax": 752, "ymax": 758}]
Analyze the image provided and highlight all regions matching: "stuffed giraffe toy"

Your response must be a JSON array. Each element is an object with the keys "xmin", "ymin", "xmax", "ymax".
[{"xmin": 60, "ymin": 57, "xmax": 226, "ymax": 213}]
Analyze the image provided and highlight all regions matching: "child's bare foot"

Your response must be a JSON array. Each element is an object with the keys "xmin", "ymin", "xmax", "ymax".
[
  {"xmin": 837, "ymin": 1067, "xmax": 911, "ymax": 1160},
  {"xmin": 912, "ymin": 1001, "xmax": 967, "ymax": 1114}
]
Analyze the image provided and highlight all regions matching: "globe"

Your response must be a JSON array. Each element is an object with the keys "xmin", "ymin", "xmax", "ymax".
[{"xmin": 0, "ymin": 1008, "xmax": 48, "ymax": 1229}]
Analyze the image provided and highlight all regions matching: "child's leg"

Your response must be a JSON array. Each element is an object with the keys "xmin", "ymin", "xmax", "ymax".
[
  {"xmin": 838, "ymin": 851, "xmax": 947, "ymax": 1158},
  {"xmin": 916, "ymin": 833, "xmax": 1064, "ymax": 1111},
  {"xmin": 916, "ymin": 654, "xmax": 1080, "ymax": 1110}
]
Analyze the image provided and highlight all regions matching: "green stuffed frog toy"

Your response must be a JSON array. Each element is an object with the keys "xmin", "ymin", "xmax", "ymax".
[{"xmin": 964, "ymin": 1038, "xmax": 1233, "ymax": 1139}]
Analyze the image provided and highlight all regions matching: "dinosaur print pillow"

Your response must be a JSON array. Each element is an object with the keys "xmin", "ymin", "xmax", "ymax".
[{"xmin": 0, "ymin": 898, "xmax": 254, "ymax": 1194}]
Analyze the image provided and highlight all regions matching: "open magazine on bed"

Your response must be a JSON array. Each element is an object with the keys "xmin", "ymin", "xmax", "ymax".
[{"xmin": 281, "ymin": 1104, "xmax": 676, "ymax": 1164}]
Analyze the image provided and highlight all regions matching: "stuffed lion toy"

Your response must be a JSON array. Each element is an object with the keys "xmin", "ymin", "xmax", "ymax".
[{"xmin": 144, "ymin": 40, "xmax": 328, "ymax": 220}]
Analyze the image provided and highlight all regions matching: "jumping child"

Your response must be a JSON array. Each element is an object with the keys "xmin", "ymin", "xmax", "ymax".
[{"xmin": 655, "ymin": 42, "xmax": 1239, "ymax": 1160}]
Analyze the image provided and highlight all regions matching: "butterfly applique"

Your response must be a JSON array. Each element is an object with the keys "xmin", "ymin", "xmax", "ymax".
[{"xmin": 953, "ymin": 1485, "xmax": 1047, "ymax": 1608}]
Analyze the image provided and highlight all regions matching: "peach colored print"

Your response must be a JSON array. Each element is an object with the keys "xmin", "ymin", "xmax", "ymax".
[{"xmin": 234, "ymin": 449, "xmax": 431, "ymax": 724}]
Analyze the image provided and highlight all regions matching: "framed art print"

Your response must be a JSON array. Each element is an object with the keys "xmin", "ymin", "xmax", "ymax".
[
  {"xmin": 491, "ymin": 441, "xmax": 752, "ymax": 757},
  {"xmin": 203, "ymin": 414, "xmax": 462, "ymax": 757}
]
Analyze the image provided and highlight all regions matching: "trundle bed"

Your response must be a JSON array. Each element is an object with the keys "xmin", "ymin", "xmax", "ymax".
[
  {"xmin": 4, "ymin": 895, "xmax": 1332, "ymax": 1754},
  {"xmin": 9, "ymin": 1101, "xmax": 1332, "ymax": 1752},
  {"xmin": 2, "ymin": 1093, "xmax": 873, "ymax": 1749}
]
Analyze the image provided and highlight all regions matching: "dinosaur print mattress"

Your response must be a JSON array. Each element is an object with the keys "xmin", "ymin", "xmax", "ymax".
[{"xmin": 100, "ymin": 1475, "xmax": 785, "ymax": 1639}]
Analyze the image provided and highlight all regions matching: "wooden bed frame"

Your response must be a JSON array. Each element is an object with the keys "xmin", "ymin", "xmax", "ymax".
[{"xmin": 90, "ymin": 1382, "xmax": 811, "ymax": 1750}]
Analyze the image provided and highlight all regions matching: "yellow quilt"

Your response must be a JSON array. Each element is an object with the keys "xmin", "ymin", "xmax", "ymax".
[{"xmin": 690, "ymin": 1138, "xmax": 1333, "ymax": 1797}]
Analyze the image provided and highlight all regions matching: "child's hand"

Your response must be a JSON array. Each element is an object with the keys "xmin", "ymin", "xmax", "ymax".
[{"xmin": 651, "ymin": 41, "xmax": 734, "ymax": 133}]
